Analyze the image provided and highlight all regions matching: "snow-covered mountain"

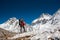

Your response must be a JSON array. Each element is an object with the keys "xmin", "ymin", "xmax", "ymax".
[
  {"xmin": 0, "ymin": 17, "xmax": 32, "ymax": 33},
  {"xmin": 0, "ymin": 17, "xmax": 20, "ymax": 33},
  {"xmin": 32, "ymin": 13, "xmax": 52, "ymax": 25},
  {"xmin": 0, "ymin": 9, "xmax": 60, "ymax": 40},
  {"xmin": 31, "ymin": 9, "xmax": 60, "ymax": 40}
]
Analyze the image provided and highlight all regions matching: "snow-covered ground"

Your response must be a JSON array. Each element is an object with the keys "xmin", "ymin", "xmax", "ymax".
[{"xmin": 0, "ymin": 9, "xmax": 60, "ymax": 40}]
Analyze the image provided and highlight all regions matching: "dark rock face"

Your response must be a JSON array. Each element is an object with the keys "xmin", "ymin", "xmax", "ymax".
[{"xmin": 54, "ymin": 37, "xmax": 60, "ymax": 40}]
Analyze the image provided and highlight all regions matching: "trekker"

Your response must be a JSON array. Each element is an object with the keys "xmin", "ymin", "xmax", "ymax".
[{"xmin": 19, "ymin": 18, "xmax": 26, "ymax": 33}]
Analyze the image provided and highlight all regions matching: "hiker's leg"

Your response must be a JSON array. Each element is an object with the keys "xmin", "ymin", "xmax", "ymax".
[
  {"xmin": 23, "ymin": 26, "xmax": 26, "ymax": 32},
  {"xmin": 20, "ymin": 26, "xmax": 22, "ymax": 33}
]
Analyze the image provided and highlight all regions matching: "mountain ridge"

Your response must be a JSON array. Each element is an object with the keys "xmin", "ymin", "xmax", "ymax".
[{"xmin": 0, "ymin": 9, "xmax": 60, "ymax": 40}]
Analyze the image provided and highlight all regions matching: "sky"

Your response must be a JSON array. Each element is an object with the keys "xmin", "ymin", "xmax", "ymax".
[{"xmin": 0, "ymin": 0, "xmax": 60, "ymax": 24}]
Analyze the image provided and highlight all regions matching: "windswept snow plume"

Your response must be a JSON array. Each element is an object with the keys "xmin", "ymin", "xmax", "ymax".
[{"xmin": 0, "ymin": 9, "xmax": 60, "ymax": 40}]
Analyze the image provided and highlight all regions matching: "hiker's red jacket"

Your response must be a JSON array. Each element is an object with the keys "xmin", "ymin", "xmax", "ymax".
[{"xmin": 19, "ymin": 21, "xmax": 25, "ymax": 27}]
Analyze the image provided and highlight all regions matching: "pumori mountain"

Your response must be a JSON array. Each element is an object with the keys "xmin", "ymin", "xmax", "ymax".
[{"xmin": 0, "ymin": 9, "xmax": 60, "ymax": 40}]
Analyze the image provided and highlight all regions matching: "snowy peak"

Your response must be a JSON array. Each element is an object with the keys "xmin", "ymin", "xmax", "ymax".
[
  {"xmin": 31, "ymin": 9, "xmax": 60, "ymax": 40},
  {"xmin": 39, "ymin": 13, "xmax": 52, "ymax": 20},
  {"xmin": 56, "ymin": 9, "xmax": 60, "ymax": 14},
  {"xmin": 4, "ymin": 17, "xmax": 18, "ymax": 24},
  {"xmin": 0, "ymin": 17, "xmax": 19, "ymax": 33},
  {"xmin": 32, "ymin": 13, "xmax": 52, "ymax": 24},
  {"xmin": 50, "ymin": 9, "xmax": 60, "ymax": 25},
  {"xmin": 53, "ymin": 9, "xmax": 60, "ymax": 19}
]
